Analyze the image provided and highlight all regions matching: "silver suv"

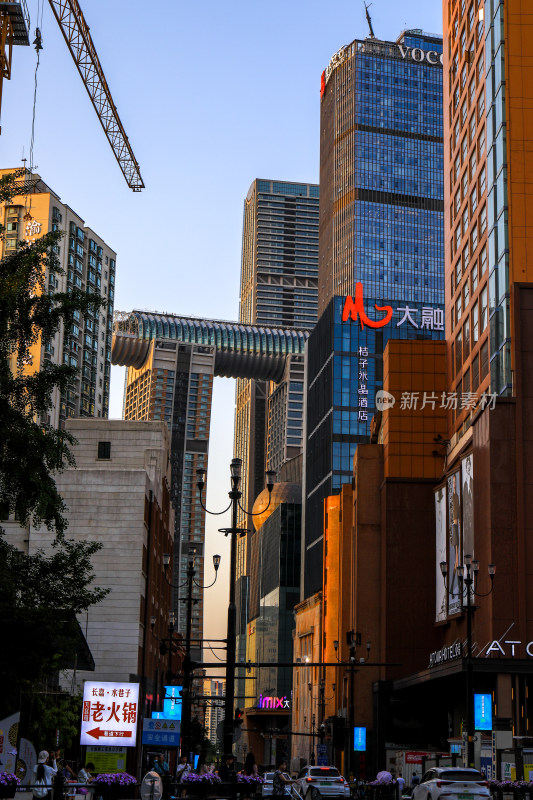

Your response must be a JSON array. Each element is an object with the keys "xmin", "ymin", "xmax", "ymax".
[{"xmin": 295, "ymin": 766, "xmax": 349, "ymax": 800}]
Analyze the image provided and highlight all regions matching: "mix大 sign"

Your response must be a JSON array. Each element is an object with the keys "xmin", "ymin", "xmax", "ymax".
[{"xmin": 257, "ymin": 694, "xmax": 290, "ymax": 710}]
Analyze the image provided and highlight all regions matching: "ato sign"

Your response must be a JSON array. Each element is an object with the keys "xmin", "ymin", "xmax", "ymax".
[{"xmin": 81, "ymin": 681, "xmax": 139, "ymax": 747}]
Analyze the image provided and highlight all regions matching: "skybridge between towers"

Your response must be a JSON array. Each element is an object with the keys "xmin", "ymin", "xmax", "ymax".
[{"xmin": 112, "ymin": 310, "xmax": 308, "ymax": 647}]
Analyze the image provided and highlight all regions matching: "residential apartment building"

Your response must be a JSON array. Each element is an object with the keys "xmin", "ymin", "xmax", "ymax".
[
  {"xmin": 203, "ymin": 679, "xmax": 225, "ymax": 748},
  {"xmin": 0, "ymin": 169, "xmax": 116, "ymax": 426}
]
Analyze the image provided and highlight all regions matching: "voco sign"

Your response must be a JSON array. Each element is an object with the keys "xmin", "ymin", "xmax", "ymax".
[{"xmin": 398, "ymin": 45, "xmax": 443, "ymax": 65}]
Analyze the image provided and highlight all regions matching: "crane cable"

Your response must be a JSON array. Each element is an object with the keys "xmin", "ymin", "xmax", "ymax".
[{"xmin": 25, "ymin": 0, "xmax": 44, "ymax": 220}]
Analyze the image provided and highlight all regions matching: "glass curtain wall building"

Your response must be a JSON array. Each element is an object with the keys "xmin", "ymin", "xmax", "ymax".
[
  {"xmin": 304, "ymin": 30, "xmax": 446, "ymax": 597},
  {"xmin": 234, "ymin": 180, "xmax": 318, "ymax": 693}
]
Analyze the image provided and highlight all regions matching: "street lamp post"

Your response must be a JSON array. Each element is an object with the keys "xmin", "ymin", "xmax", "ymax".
[
  {"xmin": 334, "ymin": 633, "xmax": 370, "ymax": 777},
  {"xmin": 197, "ymin": 457, "xmax": 276, "ymax": 756},
  {"xmin": 440, "ymin": 555, "xmax": 495, "ymax": 768},
  {"xmin": 162, "ymin": 548, "xmax": 221, "ymax": 759}
]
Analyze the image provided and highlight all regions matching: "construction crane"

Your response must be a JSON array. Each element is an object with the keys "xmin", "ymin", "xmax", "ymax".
[
  {"xmin": 0, "ymin": 1, "xmax": 30, "ymax": 134},
  {"xmin": 0, "ymin": 0, "xmax": 144, "ymax": 191}
]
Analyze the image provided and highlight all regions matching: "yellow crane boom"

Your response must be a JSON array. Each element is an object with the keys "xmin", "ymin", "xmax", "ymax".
[{"xmin": 48, "ymin": 0, "xmax": 144, "ymax": 191}]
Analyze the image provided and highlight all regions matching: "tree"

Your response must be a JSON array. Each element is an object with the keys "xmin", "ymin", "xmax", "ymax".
[
  {"xmin": 0, "ymin": 170, "xmax": 104, "ymax": 534},
  {"xmin": 0, "ymin": 171, "xmax": 110, "ymax": 714},
  {"xmin": 0, "ymin": 534, "xmax": 110, "ymax": 717}
]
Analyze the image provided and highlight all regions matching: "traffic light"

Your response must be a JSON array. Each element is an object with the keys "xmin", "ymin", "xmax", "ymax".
[{"xmin": 234, "ymin": 708, "xmax": 244, "ymax": 727}]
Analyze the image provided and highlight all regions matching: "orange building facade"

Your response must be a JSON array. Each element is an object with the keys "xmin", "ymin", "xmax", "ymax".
[{"xmin": 444, "ymin": 0, "xmax": 533, "ymax": 451}]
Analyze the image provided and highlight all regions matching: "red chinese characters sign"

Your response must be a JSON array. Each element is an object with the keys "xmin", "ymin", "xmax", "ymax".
[
  {"xmin": 342, "ymin": 283, "xmax": 393, "ymax": 329},
  {"xmin": 81, "ymin": 682, "xmax": 139, "ymax": 747}
]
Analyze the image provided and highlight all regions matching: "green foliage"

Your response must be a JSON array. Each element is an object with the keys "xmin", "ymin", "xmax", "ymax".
[
  {"xmin": 0, "ymin": 170, "xmax": 105, "ymax": 534},
  {"xmin": 0, "ymin": 535, "xmax": 110, "ymax": 716},
  {"xmin": 0, "ymin": 171, "xmax": 110, "ymax": 715},
  {"xmin": 26, "ymin": 691, "xmax": 83, "ymax": 752}
]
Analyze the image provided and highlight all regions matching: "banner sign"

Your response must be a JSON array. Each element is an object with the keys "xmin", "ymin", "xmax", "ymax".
[
  {"xmin": 81, "ymin": 681, "xmax": 139, "ymax": 747},
  {"xmin": 142, "ymin": 718, "xmax": 180, "ymax": 747}
]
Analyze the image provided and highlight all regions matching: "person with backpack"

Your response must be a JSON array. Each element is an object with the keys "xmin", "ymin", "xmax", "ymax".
[{"xmin": 32, "ymin": 751, "xmax": 58, "ymax": 800}]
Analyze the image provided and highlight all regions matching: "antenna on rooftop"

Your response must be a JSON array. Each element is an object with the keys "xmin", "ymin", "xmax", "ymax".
[{"xmin": 364, "ymin": 2, "xmax": 376, "ymax": 38}]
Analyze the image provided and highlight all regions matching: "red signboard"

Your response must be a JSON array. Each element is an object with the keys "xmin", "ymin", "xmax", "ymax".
[
  {"xmin": 405, "ymin": 752, "xmax": 432, "ymax": 764},
  {"xmin": 342, "ymin": 283, "xmax": 393, "ymax": 329}
]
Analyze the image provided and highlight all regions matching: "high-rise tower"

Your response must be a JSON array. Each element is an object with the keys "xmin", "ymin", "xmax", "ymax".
[
  {"xmin": 303, "ymin": 31, "xmax": 446, "ymax": 596},
  {"xmin": 233, "ymin": 178, "xmax": 319, "ymax": 695}
]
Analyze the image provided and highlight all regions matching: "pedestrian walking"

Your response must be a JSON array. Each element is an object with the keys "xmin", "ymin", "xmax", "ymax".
[
  {"xmin": 218, "ymin": 754, "xmax": 237, "ymax": 783},
  {"xmin": 397, "ymin": 773, "xmax": 405, "ymax": 793},
  {"xmin": 32, "ymin": 751, "xmax": 58, "ymax": 800},
  {"xmin": 272, "ymin": 760, "xmax": 292, "ymax": 796},
  {"xmin": 175, "ymin": 755, "xmax": 191, "ymax": 783},
  {"xmin": 411, "ymin": 773, "xmax": 420, "ymax": 787},
  {"xmin": 242, "ymin": 753, "xmax": 259, "ymax": 778}
]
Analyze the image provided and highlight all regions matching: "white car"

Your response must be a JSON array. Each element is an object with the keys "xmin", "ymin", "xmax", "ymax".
[
  {"xmin": 295, "ymin": 766, "xmax": 350, "ymax": 800},
  {"xmin": 412, "ymin": 768, "xmax": 490, "ymax": 800},
  {"xmin": 262, "ymin": 772, "xmax": 275, "ymax": 797}
]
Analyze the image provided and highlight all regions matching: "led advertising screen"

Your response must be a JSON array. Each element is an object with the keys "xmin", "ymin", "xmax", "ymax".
[
  {"xmin": 474, "ymin": 693, "xmax": 492, "ymax": 731},
  {"xmin": 354, "ymin": 727, "xmax": 366, "ymax": 751}
]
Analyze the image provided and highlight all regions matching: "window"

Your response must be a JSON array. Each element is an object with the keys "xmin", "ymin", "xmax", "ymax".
[
  {"xmin": 462, "ymin": 207, "xmax": 469, "ymax": 235},
  {"xmin": 480, "ymin": 244, "xmax": 487, "ymax": 274},
  {"xmin": 471, "ymin": 184, "xmax": 478, "ymax": 213},
  {"xmin": 98, "ymin": 441, "xmax": 111, "ymax": 459},
  {"xmin": 472, "ymin": 221, "xmax": 478, "ymax": 251},
  {"xmin": 480, "ymin": 286, "xmax": 488, "ymax": 331},
  {"xmin": 461, "ymin": 137, "xmax": 468, "ymax": 164},
  {"xmin": 480, "ymin": 204, "xmax": 487, "ymax": 234},
  {"xmin": 477, "ymin": 53, "xmax": 484, "ymax": 84},
  {"xmin": 456, "ymin": 330, "xmax": 463, "ymax": 374},
  {"xmin": 472, "ymin": 261, "xmax": 479, "ymax": 293},
  {"xmin": 461, "ymin": 102, "xmax": 468, "ymax": 125},
  {"xmin": 463, "ymin": 241, "xmax": 470, "ymax": 270},
  {"xmin": 472, "ymin": 300, "xmax": 479, "ymax": 342},
  {"xmin": 470, "ymin": 149, "xmax": 477, "ymax": 178},
  {"xmin": 478, "ymin": 126, "xmax": 485, "ymax": 153},
  {"xmin": 464, "ymin": 318, "xmax": 471, "ymax": 358},
  {"xmin": 455, "ymin": 190, "xmax": 462, "ymax": 215},
  {"xmin": 456, "ymin": 294, "xmax": 462, "ymax": 323},
  {"xmin": 469, "ymin": 79, "xmax": 476, "ymax": 105},
  {"xmin": 470, "ymin": 113, "xmax": 477, "ymax": 142},
  {"xmin": 462, "ymin": 171, "xmax": 469, "ymax": 200},
  {"xmin": 472, "ymin": 353, "xmax": 479, "ymax": 391},
  {"xmin": 478, "ymin": 91, "xmax": 485, "ymax": 119},
  {"xmin": 461, "ymin": 64, "xmax": 468, "ymax": 89},
  {"xmin": 464, "ymin": 279, "xmax": 470, "ymax": 309},
  {"xmin": 480, "ymin": 339, "xmax": 489, "ymax": 379}
]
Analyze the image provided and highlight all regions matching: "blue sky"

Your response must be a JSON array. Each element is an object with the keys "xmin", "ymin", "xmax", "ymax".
[{"xmin": 2, "ymin": 0, "xmax": 443, "ymax": 640}]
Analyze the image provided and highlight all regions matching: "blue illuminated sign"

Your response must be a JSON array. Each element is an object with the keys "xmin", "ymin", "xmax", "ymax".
[
  {"xmin": 163, "ymin": 686, "xmax": 182, "ymax": 720},
  {"xmin": 354, "ymin": 727, "xmax": 366, "ymax": 751},
  {"xmin": 474, "ymin": 693, "xmax": 492, "ymax": 731}
]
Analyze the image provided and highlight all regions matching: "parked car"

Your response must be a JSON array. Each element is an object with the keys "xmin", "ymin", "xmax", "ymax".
[
  {"xmin": 411, "ymin": 768, "xmax": 490, "ymax": 800},
  {"xmin": 263, "ymin": 772, "xmax": 275, "ymax": 797},
  {"xmin": 295, "ymin": 766, "xmax": 350, "ymax": 800}
]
